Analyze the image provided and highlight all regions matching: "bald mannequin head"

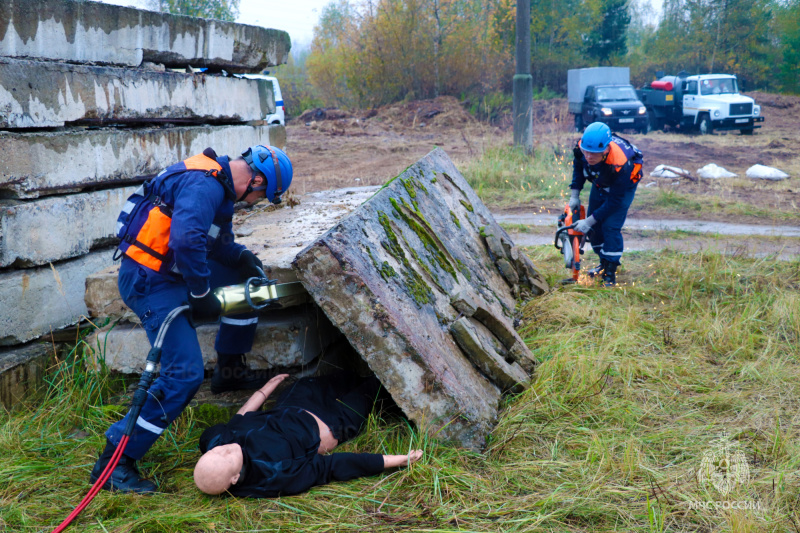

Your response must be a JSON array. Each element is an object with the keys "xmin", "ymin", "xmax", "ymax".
[{"xmin": 194, "ymin": 443, "xmax": 244, "ymax": 495}]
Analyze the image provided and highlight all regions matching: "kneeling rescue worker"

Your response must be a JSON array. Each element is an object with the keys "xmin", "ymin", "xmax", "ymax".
[
  {"xmin": 568, "ymin": 122, "xmax": 643, "ymax": 286},
  {"xmin": 91, "ymin": 144, "xmax": 293, "ymax": 493}
]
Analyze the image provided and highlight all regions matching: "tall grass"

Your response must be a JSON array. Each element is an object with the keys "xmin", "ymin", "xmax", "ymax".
[
  {"xmin": 460, "ymin": 144, "xmax": 572, "ymax": 207},
  {"xmin": 2, "ymin": 248, "xmax": 799, "ymax": 531}
]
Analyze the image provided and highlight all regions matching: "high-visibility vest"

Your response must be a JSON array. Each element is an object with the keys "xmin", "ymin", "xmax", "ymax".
[
  {"xmin": 603, "ymin": 136, "xmax": 644, "ymax": 184},
  {"xmin": 113, "ymin": 151, "xmax": 234, "ymax": 274}
]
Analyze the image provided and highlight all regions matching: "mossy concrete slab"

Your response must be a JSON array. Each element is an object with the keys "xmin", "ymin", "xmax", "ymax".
[
  {"xmin": 0, "ymin": 124, "xmax": 285, "ymax": 199},
  {"xmin": 0, "ymin": 0, "xmax": 290, "ymax": 71},
  {"xmin": 292, "ymin": 148, "xmax": 548, "ymax": 450},
  {"xmin": 0, "ymin": 58, "xmax": 274, "ymax": 129}
]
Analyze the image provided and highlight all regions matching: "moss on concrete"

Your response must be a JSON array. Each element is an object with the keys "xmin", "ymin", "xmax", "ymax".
[
  {"xmin": 450, "ymin": 210, "xmax": 461, "ymax": 229},
  {"xmin": 460, "ymin": 199, "xmax": 474, "ymax": 212}
]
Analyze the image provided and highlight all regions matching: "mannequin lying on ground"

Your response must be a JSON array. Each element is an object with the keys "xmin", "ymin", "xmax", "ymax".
[{"xmin": 194, "ymin": 373, "xmax": 423, "ymax": 497}]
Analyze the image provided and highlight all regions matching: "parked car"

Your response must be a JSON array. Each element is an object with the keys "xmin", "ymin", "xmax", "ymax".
[
  {"xmin": 238, "ymin": 74, "xmax": 286, "ymax": 125},
  {"xmin": 568, "ymin": 67, "xmax": 647, "ymax": 134}
]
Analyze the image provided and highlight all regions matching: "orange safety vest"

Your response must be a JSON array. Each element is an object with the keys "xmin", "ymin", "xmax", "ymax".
[
  {"xmin": 604, "ymin": 137, "xmax": 643, "ymax": 184},
  {"xmin": 114, "ymin": 152, "xmax": 230, "ymax": 274}
]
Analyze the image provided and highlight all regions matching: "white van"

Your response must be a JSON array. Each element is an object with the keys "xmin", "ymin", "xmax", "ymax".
[{"xmin": 238, "ymin": 74, "xmax": 285, "ymax": 125}]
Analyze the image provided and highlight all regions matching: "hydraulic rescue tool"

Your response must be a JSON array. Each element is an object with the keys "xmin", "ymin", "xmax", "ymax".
[
  {"xmin": 554, "ymin": 204, "xmax": 588, "ymax": 284},
  {"xmin": 51, "ymin": 269, "xmax": 305, "ymax": 533}
]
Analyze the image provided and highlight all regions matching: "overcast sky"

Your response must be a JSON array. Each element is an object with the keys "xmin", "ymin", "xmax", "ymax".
[{"xmin": 98, "ymin": 0, "xmax": 331, "ymax": 48}]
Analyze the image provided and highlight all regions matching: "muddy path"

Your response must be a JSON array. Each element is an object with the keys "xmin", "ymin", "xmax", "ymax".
[{"xmin": 285, "ymin": 93, "xmax": 800, "ymax": 256}]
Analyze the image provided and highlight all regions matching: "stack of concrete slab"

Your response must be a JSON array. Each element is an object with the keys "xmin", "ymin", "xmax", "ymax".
[{"xmin": 0, "ymin": 0, "xmax": 290, "ymax": 407}]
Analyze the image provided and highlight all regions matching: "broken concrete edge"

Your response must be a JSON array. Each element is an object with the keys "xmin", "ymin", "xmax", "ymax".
[
  {"xmin": 86, "ymin": 303, "xmax": 339, "ymax": 374},
  {"xmin": 0, "ymin": 124, "xmax": 286, "ymax": 198},
  {"xmin": 0, "ymin": 340, "xmax": 64, "ymax": 409},
  {"xmin": 0, "ymin": 247, "xmax": 115, "ymax": 346},
  {"xmin": 0, "ymin": 0, "xmax": 290, "ymax": 71},
  {"xmin": 0, "ymin": 57, "xmax": 275, "ymax": 129}
]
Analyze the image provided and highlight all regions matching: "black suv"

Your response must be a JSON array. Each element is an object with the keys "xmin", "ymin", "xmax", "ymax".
[{"xmin": 574, "ymin": 84, "xmax": 648, "ymax": 134}]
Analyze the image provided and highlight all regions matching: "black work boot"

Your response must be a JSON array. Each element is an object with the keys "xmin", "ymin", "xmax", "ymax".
[
  {"xmin": 602, "ymin": 261, "xmax": 619, "ymax": 287},
  {"xmin": 89, "ymin": 440, "xmax": 157, "ymax": 494},
  {"xmin": 586, "ymin": 261, "xmax": 605, "ymax": 278},
  {"xmin": 211, "ymin": 353, "xmax": 270, "ymax": 394}
]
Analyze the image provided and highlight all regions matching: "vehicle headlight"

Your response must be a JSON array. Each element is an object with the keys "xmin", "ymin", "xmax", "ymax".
[
  {"xmin": 754, "ymin": 105, "xmax": 760, "ymax": 116},
  {"xmin": 638, "ymin": 106, "xmax": 646, "ymax": 115},
  {"xmin": 713, "ymin": 110, "xmax": 721, "ymax": 118},
  {"xmin": 601, "ymin": 107, "xmax": 613, "ymax": 116}
]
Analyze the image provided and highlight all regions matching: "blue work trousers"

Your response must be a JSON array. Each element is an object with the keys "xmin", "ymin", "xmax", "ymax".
[
  {"xmin": 106, "ymin": 257, "xmax": 258, "ymax": 459},
  {"xmin": 587, "ymin": 184, "xmax": 637, "ymax": 265}
]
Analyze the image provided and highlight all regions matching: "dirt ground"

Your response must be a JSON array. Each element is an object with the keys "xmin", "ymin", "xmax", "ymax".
[{"xmin": 285, "ymin": 93, "xmax": 800, "ymax": 230}]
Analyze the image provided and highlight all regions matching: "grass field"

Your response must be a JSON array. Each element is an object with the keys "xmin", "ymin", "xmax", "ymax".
[{"xmin": 2, "ymin": 246, "xmax": 798, "ymax": 532}]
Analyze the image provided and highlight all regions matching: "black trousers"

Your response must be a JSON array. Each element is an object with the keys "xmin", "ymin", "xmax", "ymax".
[{"xmin": 273, "ymin": 374, "xmax": 382, "ymax": 442}]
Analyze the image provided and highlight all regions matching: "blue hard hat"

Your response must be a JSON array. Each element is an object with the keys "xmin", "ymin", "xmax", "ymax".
[
  {"xmin": 241, "ymin": 145, "xmax": 293, "ymax": 204},
  {"xmin": 580, "ymin": 122, "xmax": 612, "ymax": 153}
]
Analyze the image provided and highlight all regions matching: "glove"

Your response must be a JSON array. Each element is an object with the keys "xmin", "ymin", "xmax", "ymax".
[
  {"xmin": 568, "ymin": 190, "xmax": 581, "ymax": 211},
  {"xmin": 573, "ymin": 215, "xmax": 596, "ymax": 234},
  {"xmin": 188, "ymin": 290, "xmax": 222, "ymax": 324},
  {"xmin": 573, "ymin": 146, "xmax": 583, "ymax": 160},
  {"xmin": 237, "ymin": 249, "xmax": 264, "ymax": 280}
]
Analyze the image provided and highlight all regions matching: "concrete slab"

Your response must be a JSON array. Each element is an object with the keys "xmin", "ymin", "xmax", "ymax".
[
  {"xmin": 84, "ymin": 187, "xmax": 378, "ymax": 320},
  {"xmin": 88, "ymin": 304, "xmax": 339, "ymax": 374},
  {"xmin": 0, "ymin": 0, "xmax": 290, "ymax": 71},
  {"xmin": 0, "ymin": 124, "xmax": 285, "ymax": 198},
  {"xmin": 0, "ymin": 187, "xmax": 137, "ymax": 267},
  {"xmin": 0, "ymin": 341, "xmax": 60, "ymax": 408},
  {"xmin": 0, "ymin": 58, "xmax": 274, "ymax": 129},
  {"xmin": 292, "ymin": 149, "xmax": 547, "ymax": 450},
  {"xmin": 0, "ymin": 248, "xmax": 114, "ymax": 346}
]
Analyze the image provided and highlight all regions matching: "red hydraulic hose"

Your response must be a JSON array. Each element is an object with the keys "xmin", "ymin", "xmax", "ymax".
[
  {"xmin": 50, "ymin": 305, "xmax": 189, "ymax": 532},
  {"xmin": 50, "ymin": 435, "xmax": 130, "ymax": 533}
]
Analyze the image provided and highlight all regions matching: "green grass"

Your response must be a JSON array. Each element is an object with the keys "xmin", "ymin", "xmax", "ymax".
[
  {"xmin": 2, "ymin": 249, "xmax": 800, "ymax": 531},
  {"xmin": 460, "ymin": 144, "xmax": 573, "ymax": 207}
]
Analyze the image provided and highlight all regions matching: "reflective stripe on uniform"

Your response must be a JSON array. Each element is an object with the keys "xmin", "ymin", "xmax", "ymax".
[
  {"xmin": 603, "ymin": 250, "xmax": 623, "ymax": 257},
  {"xmin": 208, "ymin": 224, "xmax": 221, "ymax": 239},
  {"xmin": 221, "ymin": 317, "xmax": 259, "ymax": 326},
  {"xmin": 136, "ymin": 416, "xmax": 165, "ymax": 435}
]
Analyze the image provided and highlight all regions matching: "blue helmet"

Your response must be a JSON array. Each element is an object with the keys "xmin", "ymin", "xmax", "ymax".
[
  {"xmin": 241, "ymin": 145, "xmax": 293, "ymax": 204},
  {"xmin": 580, "ymin": 122, "xmax": 612, "ymax": 153}
]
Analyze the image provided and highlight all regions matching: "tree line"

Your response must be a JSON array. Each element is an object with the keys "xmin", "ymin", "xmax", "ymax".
[
  {"xmin": 150, "ymin": 0, "xmax": 800, "ymax": 111},
  {"xmin": 296, "ymin": 0, "xmax": 800, "ymax": 110}
]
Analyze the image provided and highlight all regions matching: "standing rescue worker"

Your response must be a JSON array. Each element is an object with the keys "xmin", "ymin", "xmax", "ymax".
[
  {"xmin": 568, "ymin": 122, "xmax": 643, "ymax": 286},
  {"xmin": 91, "ymin": 145, "xmax": 293, "ymax": 493}
]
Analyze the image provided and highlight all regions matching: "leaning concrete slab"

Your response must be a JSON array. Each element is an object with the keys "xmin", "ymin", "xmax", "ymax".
[
  {"xmin": 88, "ymin": 304, "xmax": 339, "ymax": 374},
  {"xmin": 0, "ymin": 0, "xmax": 290, "ymax": 71},
  {"xmin": 84, "ymin": 187, "xmax": 379, "ymax": 320},
  {"xmin": 292, "ymin": 149, "xmax": 547, "ymax": 450},
  {"xmin": 0, "ymin": 341, "xmax": 60, "ymax": 408},
  {"xmin": 0, "ymin": 58, "xmax": 274, "ymax": 129},
  {"xmin": 0, "ymin": 248, "xmax": 113, "ymax": 346},
  {"xmin": 0, "ymin": 124, "xmax": 285, "ymax": 198},
  {"xmin": 0, "ymin": 186, "xmax": 137, "ymax": 267}
]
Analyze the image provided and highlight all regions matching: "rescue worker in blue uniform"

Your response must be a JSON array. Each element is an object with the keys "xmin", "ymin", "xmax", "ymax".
[
  {"xmin": 91, "ymin": 145, "xmax": 293, "ymax": 493},
  {"xmin": 568, "ymin": 122, "xmax": 643, "ymax": 286}
]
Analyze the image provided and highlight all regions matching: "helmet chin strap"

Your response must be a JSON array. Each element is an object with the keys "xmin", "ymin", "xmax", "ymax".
[
  {"xmin": 241, "ymin": 145, "xmax": 284, "ymax": 204},
  {"xmin": 236, "ymin": 170, "xmax": 266, "ymax": 203}
]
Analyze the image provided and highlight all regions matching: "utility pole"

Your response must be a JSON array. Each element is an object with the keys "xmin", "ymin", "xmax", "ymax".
[{"xmin": 513, "ymin": 0, "xmax": 533, "ymax": 154}]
